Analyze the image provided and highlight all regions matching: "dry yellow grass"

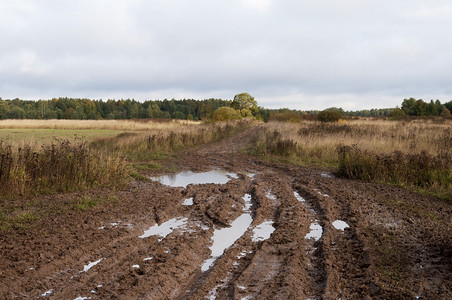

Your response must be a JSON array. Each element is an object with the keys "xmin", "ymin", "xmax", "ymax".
[
  {"xmin": 0, "ymin": 119, "xmax": 201, "ymax": 131},
  {"xmin": 263, "ymin": 119, "xmax": 452, "ymax": 157},
  {"xmin": 251, "ymin": 119, "xmax": 451, "ymax": 199},
  {"xmin": 0, "ymin": 119, "xmax": 204, "ymax": 146}
]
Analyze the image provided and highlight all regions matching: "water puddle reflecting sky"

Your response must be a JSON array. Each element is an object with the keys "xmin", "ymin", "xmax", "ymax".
[
  {"xmin": 252, "ymin": 220, "xmax": 275, "ymax": 242},
  {"xmin": 293, "ymin": 191, "xmax": 305, "ymax": 202},
  {"xmin": 201, "ymin": 194, "xmax": 253, "ymax": 272},
  {"xmin": 182, "ymin": 197, "xmax": 194, "ymax": 205},
  {"xmin": 332, "ymin": 220, "xmax": 350, "ymax": 231},
  {"xmin": 80, "ymin": 258, "xmax": 104, "ymax": 273},
  {"xmin": 41, "ymin": 289, "xmax": 53, "ymax": 297},
  {"xmin": 150, "ymin": 170, "xmax": 238, "ymax": 188},
  {"xmin": 139, "ymin": 217, "xmax": 188, "ymax": 240},
  {"xmin": 305, "ymin": 222, "xmax": 323, "ymax": 241}
]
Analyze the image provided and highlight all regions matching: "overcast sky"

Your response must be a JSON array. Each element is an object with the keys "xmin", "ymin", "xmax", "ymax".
[{"xmin": 1, "ymin": 0, "xmax": 451, "ymax": 110}]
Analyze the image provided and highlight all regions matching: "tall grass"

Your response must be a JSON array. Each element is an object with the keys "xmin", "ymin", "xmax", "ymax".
[
  {"xmin": 93, "ymin": 119, "xmax": 254, "ymax": 161},
  {"xmin": 0, "ymin": 119, "xmax": 200, "ymax": 131},
  {"xmin": 337, "ymin": 145, "xmax": 451, "ymax": 200},
  {"xmin": 250, "ymin": 119, "xmax": 452, "ymax": 200},
  {"xmin": 0, "ymin": 119, "xmax": 253, "ymax": 199},
  {"xmin": 0, "ymin": 140, "xmax": 126, "ymax": 199}
]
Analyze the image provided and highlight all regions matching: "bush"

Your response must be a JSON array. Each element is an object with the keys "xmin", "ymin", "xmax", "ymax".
[
  {"xmin": 213, "ymin": 107, "xmax": 241, "ymax": 121},
  {"xmin": 0, "ymin": 140, "xmax": 126, "ymax": 199},
  {"xmin": 318, "ymin": 110, "xmax": 342, "ymax": 122},
  {"xmin": 388, "ymin": 108, "xmax": 406, "ymax": 120},
  {"xmin": 337, "ymin": 145, "xmax": 452, "ymax": 201},
  {"xmin": 269, "ymin": 111, "xmax": 303, "ymax": 122}
]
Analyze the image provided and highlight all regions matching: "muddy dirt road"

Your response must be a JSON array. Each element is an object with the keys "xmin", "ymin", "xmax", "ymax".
[{"xmin": 1, "ymin": 129, "xmax": 451, "ymax": 299}]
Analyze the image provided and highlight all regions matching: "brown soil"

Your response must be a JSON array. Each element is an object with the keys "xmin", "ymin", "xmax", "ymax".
[{"xmin": 1, "ymin": 128, "xmax": 451, "ymax": 299}]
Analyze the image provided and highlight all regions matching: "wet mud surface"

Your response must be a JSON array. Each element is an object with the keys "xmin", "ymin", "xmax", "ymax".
[{"xmin": 1, "ymin": 129, "xmax": 451, "ymax": 299}]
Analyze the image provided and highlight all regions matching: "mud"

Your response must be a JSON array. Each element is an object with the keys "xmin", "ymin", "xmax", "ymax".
[{"xmin": 1, "ymin": 128, "xmax": 451, "ymax": 299}]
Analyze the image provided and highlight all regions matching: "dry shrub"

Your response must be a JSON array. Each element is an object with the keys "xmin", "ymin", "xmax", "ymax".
[
  {"xmin": 250, "ymin": 119, "xmax": 452, "ymax": 200},
  {"xmin": 93, "ymin": 119, "xmax": 254, "ymax": 160},
  {"xmin": 337, "ymin": 145, "xmax": 452, "ymax": 201},
  {"xmin": 0, "ymin": 140, "xmax": 126, "ymax": 199},
  {"xmin": 251, "ymin": 129, "xmax": 297, "ymax": 156},
  {"xmin": 269, "ymin": 111, "xmax": 303, "ymax": 123}
]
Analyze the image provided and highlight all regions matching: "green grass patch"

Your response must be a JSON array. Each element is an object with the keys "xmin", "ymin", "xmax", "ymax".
[
  {"xmin": 0, "ymin": 211, "xmax": 40, "ymax": 230},
  {"xmin": 0, "ymin": 140, "xmax": 127, "ymax": 199},
  {"xmin": 74, "ymin": 197, "xmax": 97, "ymax": 211},
  {"xmin": 0, "ymin": 128, "xmax": 123, "ymax": 145},
  {"xmin": 337, "ymin": 145, "xmax": 452, "ymax": 201}
]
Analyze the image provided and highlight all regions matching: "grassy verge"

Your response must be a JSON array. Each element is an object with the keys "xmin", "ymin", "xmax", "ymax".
[
  {"xmin": 0, "ymin": 140, "xmax": 126, "ymax": 199},
  {"xmin": 337, "ymin": 145, "xmax": 452, "ymax": 202},
  {"xmin": 0, "ymin": 119, "xmax": 254, "ymax": 199},
  {"xmin": 92, "ymin": 119, "xmax": 254, "ymax": 163},
  {"xmin": 248, "ymin": 120, "xmax": 452, "ymax": 201}
]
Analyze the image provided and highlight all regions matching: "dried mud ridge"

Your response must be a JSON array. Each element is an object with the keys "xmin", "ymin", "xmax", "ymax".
[{"xmin": 1, "ymin": 129, "xmax": 451, "ymax": 299}]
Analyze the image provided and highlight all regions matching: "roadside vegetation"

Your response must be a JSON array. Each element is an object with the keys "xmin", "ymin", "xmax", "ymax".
[
  {"xmin": 0, "ymin": 140, "xmax": 126, "ymax": 199},
  {"xmin": 249, "ymin": 119, "xmax": 452, "ymax": 201},
  {"xmin": 1, "ymin": 93, "xmax": 451, "ymax": 202},
  {"xmin": 0, "ymin": 118, "xmax": 254, "ymax": 199}
]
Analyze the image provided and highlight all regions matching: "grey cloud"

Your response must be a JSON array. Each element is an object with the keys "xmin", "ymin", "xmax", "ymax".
[{"xmin": 1, "ymin": 0, "xmax": 451, "ymax": 109}]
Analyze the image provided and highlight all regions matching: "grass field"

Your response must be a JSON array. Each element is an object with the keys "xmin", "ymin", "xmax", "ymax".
[
  {"xmin": 0, "ymin": 119, "xmax": 201, "ymax": 145},
  {"xmin": 0, "ymin": 128, "xmax": 123, "ymax": 145},
  {"xmin": 0, "ymin": 119, "xmax": 252, "ymax": 199},
  {"xmin": 250, "ymin": 118, "xmax": 452, "ymax": 200},
  {"xmin": 1, "ymin": 118, "xmax": 450, "ymax": 200}
]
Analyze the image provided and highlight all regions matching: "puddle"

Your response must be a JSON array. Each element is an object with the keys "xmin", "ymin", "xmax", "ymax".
[
  {"xmin": 321, "ymin": 172, "xmax": 335, "ymax": 179},
  {"xmin": 132, "ymin": 264, "xmax": 140, "ymax": 268},
  {"xmin": 139, "ymin": 217, "xmax": 188, "ymax": 240},
  {"xmin": 201, "ymin": 194, "xmax": 253, "ymax": 272},
  {"xmin": 201, "ymin": 258, "xmax": 217, "ymax": 272},
  {"xmin": 182, "ymin": 197, "xmax": 194, "ymax": 206},
  {"xmin": 151, "ymin": 170, "xmax": 238, "ymax": 188},
  {"xmin": 41, "ymin": 289, "xmax": 53, "ymax": 297},
  {"xmin": 265, "ymin": 190, "xmax": 277, "ymax": 200},
  {"xmin": 305, "ymin": 222, "xmax": 323, "ymax": 241},
  {"xmin": 237, "ymin": 249, "xmax": 252, "ymax": 259},
  {"xmin": 81, "ymin": 258, "xmax": 104, "ymax": 273},
  {"xmin": 293, "ymin": 191, "xmax": 305, "ymax": 202},
  {"xmin": 332, "ymin": 220, "xmax": 350, "ymax": 231},
  {"xmin": 143, "ymin": 256, "xmax": 154, "ymax": 261},
  {"xmin": 242, "ymin": 194, "xmax": 252, "ymax": 211},
  {"xmin": 252, "ymin": 220, "xmax": 275, "ymax": 242},
  {"xmin": 74, "ymin": 297, "xmax": 90, "ymax": 300},
  {"xmin": 207, "ymin": 275, "xmax": 230, "ymax": 299},
  {"xmin": 98, "ymin": 221, "xmax": 128, "ymax": 230},
  {"xmin": 317, "ymin": 191, "xmax": 329, "ymax": 197},
  {"xmin": 198, "ymin": 223, "xmax": 210, "ymax": 231}
]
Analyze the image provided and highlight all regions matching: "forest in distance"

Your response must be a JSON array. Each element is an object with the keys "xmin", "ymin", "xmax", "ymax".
[{"xmin": 0, "ymin": 96, "xmax": 451, "ymax": 121}]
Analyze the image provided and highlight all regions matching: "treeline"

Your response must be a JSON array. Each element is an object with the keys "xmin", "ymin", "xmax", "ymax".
[
  {"xmin": 0, "ymin": 97, "xmax": 451, "ymax": 121},
  {"xmin": 0, "ymin": 98, "xmax": 233, "ymax": 121},
  {"xmin": 305, "ymin": 98, "xmax": 452, "ymax": 118},
  {"xmin": 399, "ymin": 98, "xmax": 452, "ymax": 117}
]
